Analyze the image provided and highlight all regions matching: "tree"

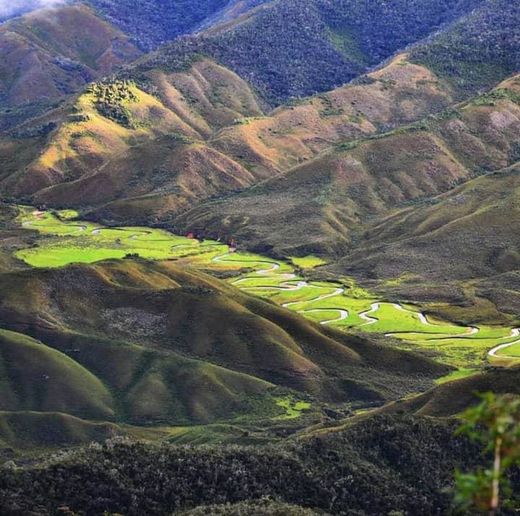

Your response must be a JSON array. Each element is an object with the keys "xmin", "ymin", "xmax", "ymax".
[{"xmin": 454, "ymin": 393, "xmax": 520, "ymax": 515}]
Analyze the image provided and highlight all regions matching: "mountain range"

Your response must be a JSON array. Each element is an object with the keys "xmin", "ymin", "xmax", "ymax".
[{"xmin": 0, "ymin": 0, "xmax": 519, "ymax": 513}]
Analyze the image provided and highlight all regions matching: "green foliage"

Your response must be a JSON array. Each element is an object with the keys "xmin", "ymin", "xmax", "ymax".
[
  {"xmin": 411, "ymin": 0, "xmax": 520, "ymax": 97},
  {"xmin": 0, "ymin": 415, "xmax": 502, "ymax": 515},
  {"xmin": 454, "ymin": 393, "xmax": 520, "ymax": 514},
  {"xmin": 274, "ymin": 397, "xmax": 311, "ymax": 420},
  {"xmin": 87, "ymin": 80, "xmax": 139, "ymax": 128}
]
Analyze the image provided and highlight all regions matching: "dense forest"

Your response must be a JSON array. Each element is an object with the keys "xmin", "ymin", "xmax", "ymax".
[{"xmin": 4, "ymin": 414, "xmax": 518, "ymax": 515}]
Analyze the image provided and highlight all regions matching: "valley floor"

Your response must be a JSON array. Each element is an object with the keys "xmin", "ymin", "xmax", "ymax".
[{"xmin": 16, "ymin": 207, "xmax": 520, "ymax": 373}]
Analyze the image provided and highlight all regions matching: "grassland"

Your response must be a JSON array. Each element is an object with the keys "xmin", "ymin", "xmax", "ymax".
[{"xmin": 15, "ymin": 208, "xmax": 519, "ymax": 371}]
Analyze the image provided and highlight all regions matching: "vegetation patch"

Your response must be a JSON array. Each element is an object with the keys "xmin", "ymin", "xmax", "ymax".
[
  {"xmin": 290, "ymin": 256, "xmax": 327, "ymax": 269},
  {"xmin": 274, "ymin": 397, "xmax": 311, "ymax": 420},
  {"xmin": 87, "ymin": 80, "xmax": 140, "ymax": 128}
]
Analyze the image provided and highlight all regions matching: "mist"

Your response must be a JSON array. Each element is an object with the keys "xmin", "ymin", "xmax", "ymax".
[{"xmin": 0, "ymin": 0, "xmax": 67, "ymax": 20}]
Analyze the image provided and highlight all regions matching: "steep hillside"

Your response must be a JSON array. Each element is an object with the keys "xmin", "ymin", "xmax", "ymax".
[
  {"xmin": 3, "ymin": 1, "xmax": 519, "ymax": 227},
  {"xmin": 140, "ymin": 0, "xmax": 487, "ymax": 104},
  {"xmin": 341, "ymin": 163, "xmax": 520, "ymax": 283},
  {"xmin": 177, "ymin": 76, "xmax": 520, "ymax": 257},
  {"xmin": 0, "ymin": 4, "xmax": 140, "ymax": 118}
]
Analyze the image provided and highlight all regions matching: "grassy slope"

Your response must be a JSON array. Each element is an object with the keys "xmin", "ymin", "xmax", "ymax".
[
  {"xmin": 343, "ymin": 162, "xmax": 520, "ymax": 282},
  {"xmin": 0, "ymin": 329, "xmax": 114, "ymax": 419},
  {"xmin": 178, "ymin": 76, "xmax": 520, "ymax": 256},
  {"xmin": 381, "ymin": 365, "xmax": 520, "ymax": 417},
  {"xmin": 0, "ymin": 5, "xmax": 140, "ymax": 114},
  {"xmin": 1, "ymin": 51, "xmax": 454, "ymax": 222}
]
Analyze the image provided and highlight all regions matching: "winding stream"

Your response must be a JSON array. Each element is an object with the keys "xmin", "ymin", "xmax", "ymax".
[{"xmin": 18, "ymin": 210, "xmax": 520, "ymax": 366}]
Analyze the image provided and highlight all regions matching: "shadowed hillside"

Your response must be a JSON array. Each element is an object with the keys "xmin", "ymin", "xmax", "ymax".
[
  {"xmin": 340, "ymin": 163, "xmax": 520, "ymax": 283},
  {"xmin": 2, "ymin": 412, "xmax": 517, "ymax": 515},
  {"xmin": 410, "ymin": 0, "xmax": 520, "ymax": 97}
]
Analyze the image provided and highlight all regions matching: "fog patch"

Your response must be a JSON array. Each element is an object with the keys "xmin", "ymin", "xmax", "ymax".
[{"xmin": 0, "ymin": 0, "xmax": 68, "ymax": 21}]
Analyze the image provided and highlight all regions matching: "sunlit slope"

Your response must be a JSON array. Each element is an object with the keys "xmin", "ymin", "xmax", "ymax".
[
  {"xmin": 178, "ymin": 76, "xmax": 520, "ymax": 256},
  {"xmin": 0, "ymin": 4, "xmax": 140, "ymax": 113},
  {"xmin": 2, "ymin": 59, "xmax": 265, "ymax": 213}
]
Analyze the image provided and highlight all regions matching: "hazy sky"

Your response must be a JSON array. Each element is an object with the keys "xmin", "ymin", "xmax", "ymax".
[{"xmin": 0, "ymin": 0, "xmax": 66, "ymax": 19}]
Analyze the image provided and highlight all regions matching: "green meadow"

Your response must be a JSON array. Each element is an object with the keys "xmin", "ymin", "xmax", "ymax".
[{"xmin": 15, "ymin": 207, "xmax": 519, "ymax": 371}]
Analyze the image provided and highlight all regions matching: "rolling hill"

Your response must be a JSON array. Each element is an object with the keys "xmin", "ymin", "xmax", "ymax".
[
  {"xmin": 0, "ymin": 53, "xmax": 455, "ymax": 220},
  {"xmin": 0, "ymin": 245, "xmax": 447, "ymax": 428},
  {"xmin": 177, "ymin": 75, "xmax": 520, "ymax": 258},
  {"xmin": 2, "ymin": 59, "xmax": 266, "ymax": 208}
]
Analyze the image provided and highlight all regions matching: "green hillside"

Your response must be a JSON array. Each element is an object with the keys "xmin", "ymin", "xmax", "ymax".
[{"xmin": 0, "ymin": 206, "xmax": 454, "ymax": 445}]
